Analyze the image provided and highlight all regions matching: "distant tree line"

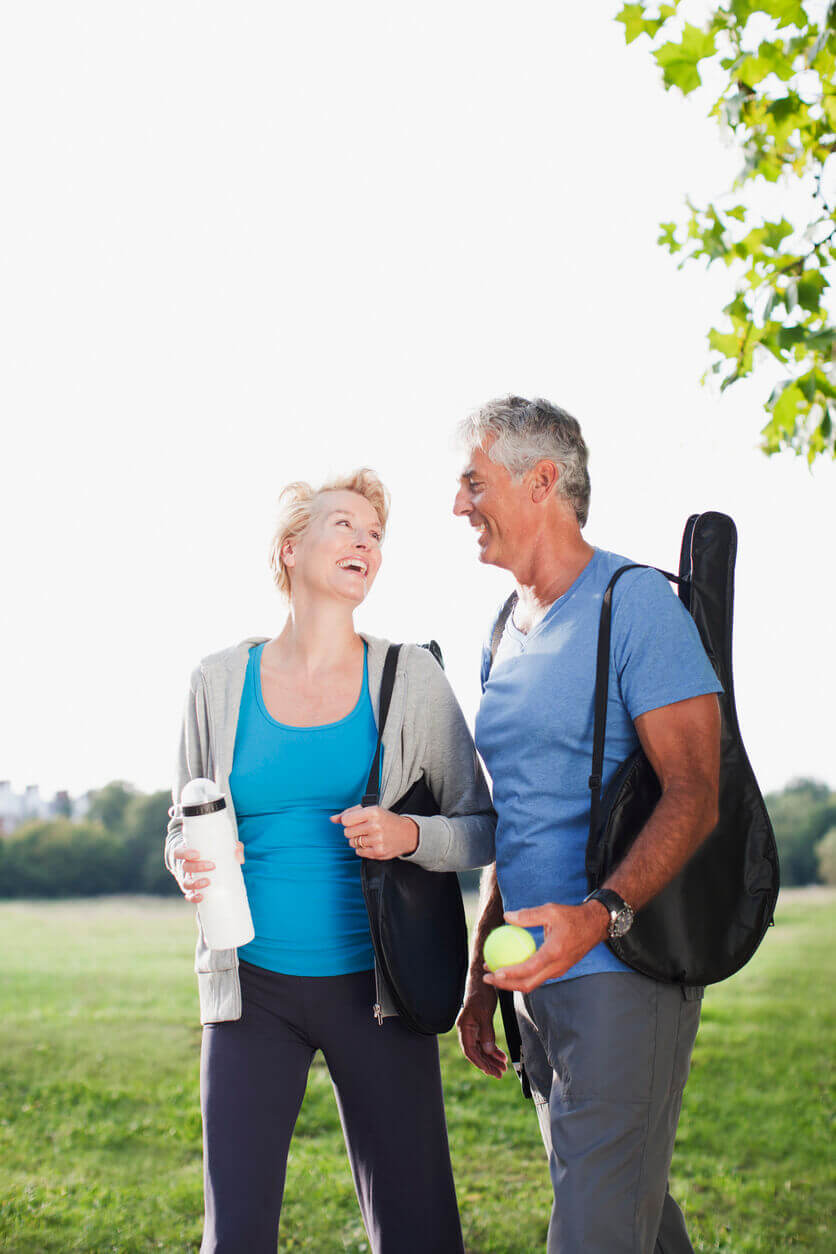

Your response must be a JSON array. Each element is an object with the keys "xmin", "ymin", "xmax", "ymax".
[
  {"xmin": 0, "ymin": 782, "xmax": 176, "ymax": 898},
  {"xmin": 764, "ymin": 777, "xmax": 836, "ymax": 887},
  {"xmin": 0, "ymin": 777, "xmax": 834, "ymax": 898}
]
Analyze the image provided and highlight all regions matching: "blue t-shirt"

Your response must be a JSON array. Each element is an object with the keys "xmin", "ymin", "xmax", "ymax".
[
  {"xmin": 229, "ymin": 641, "xmax": 377, "ymax": 976},
  {"xmin": 475, "ymin": 548, "xmax": 723, "ymax": 982}
]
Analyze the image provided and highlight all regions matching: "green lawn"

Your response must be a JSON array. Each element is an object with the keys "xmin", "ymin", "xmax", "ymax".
[{"xmin": 0, "ymin": 892, "xmax": 832, "ymax": 1252}]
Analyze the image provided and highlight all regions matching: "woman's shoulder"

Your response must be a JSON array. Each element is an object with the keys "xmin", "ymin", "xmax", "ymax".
[
  {"xmin": 189, "ymin": 636, "xmax": 269, "ymax": 687},
  {"xmin": 361, "ymin": 634, "xmax": 444, "ymax": 678}
]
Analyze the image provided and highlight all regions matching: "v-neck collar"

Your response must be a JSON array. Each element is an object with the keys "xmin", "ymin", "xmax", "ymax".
[{"xmin": 507, "ymin": 548, "xmax": 602, "ymax": 647}]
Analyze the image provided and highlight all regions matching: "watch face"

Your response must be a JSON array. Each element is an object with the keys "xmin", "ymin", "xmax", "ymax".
[{"xmin": 609, "ymin": 906, "xmax": 634, "ymax": 939}]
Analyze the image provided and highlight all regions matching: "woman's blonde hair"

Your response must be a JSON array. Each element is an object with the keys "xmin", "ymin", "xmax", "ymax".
[{"xmin": 268, "ymin": 468, "xmax": 391, "ymax": 599}]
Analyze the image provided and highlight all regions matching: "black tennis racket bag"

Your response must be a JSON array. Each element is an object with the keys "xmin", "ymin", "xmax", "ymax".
[{"xmin": 585, "ymin": 511, "xmax": 780, "ymax": 985}]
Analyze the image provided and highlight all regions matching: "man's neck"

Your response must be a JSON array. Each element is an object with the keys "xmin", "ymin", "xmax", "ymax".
[{"xmin": 512, "ymin": 531, "xmax": 595, "ymax": 635}]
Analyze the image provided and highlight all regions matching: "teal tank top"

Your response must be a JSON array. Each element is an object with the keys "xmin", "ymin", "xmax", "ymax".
[{"xmin": 229, "ymin": 641, "xmax": 377, "ymax": 976}]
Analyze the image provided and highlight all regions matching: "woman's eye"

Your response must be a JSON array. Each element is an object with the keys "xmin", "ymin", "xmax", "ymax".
[{"xmin": 337, "ymin": 519, "xmax": 350, "ymax": 526}]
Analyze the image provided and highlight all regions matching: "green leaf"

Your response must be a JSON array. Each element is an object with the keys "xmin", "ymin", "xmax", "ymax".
[
  {"xmin": 766, "ymin": 94, "xmax": 809, "ymax": 148},
  {"xmin": 616, "ymin": 4, "xmax": 665, "ymax": 44},
  {"xmin": 730, "ymin": 0, "xmax": 754, "ymax": 23},
  {"xmin": 657, "ymin": 221, "xmax": 682, "ymax": 252},
  {"xmin": 805, "ymin": 327, "xmax": 836, "ymax": 353},
  {"xmin": 724, "ymin": 292, "xmax": 750, "ymax": 322},
  {"xmin": 796, "ymin": 270, "xmax": 827, "ymax": 312},
  {"xmin": 736, "ymin": 226, "xmax": 767, "ymax": 260},
  {"xmin": 737, "ymin": 42, "xmax": 795, "ymax": 89},
  {"xmin": 695, "ymin": 208, "xmax": 730, "ymax": 261},
  {"xmin": 770, "ymin": 382, "xmax": 806, "ymax": 435},
  {"xmin": 759, "ymin": 40, "xmax": 796, "ymax": 79},
  {"xmin": 811, "ymin": 40, "xmax": 836, "ymax": 81},
  {"xmin": 759, "ymin": 325, "xmax": 785, "ymax": 362},
  {"xmin": 797, "ymin": 370, "xmax": 817, "ymax": 403},
  {"xmin": 759, "ymin": 1, "xmax": 809, "ymax": 31},
  {"xmin": 708, "ymin": 328, "xmax": 741, "ymax": 358},
  {"xmin": 623, "ymin": 0, "xmax": 834, "ymax": 463},
  {"xmin": 813, "ymin": 368, "xmax": 836, "ymax": 399},
  {"xmin": 655, "ymin": 24, "xmax": 716, "ymax": 94},
  {"xmin": 778, "ymin": 325, "xmax": 807, "ymax": 350},
  {"xmin": 763, "ymin": 218, "xmax": 795, "ymax": 251}
]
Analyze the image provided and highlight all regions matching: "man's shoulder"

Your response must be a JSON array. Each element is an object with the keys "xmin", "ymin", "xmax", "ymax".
[
  {"xmin": 591, "ymin": 547, "xmax": 652, "ymax": 582},
  {"xmin": 592, "ymin": 550, "xmax": 675, "ymax": 607}
]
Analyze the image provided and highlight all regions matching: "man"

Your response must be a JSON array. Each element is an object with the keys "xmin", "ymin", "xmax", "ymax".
[{"xmin": 453, "ymin": 396, "xmax": 722, "ymax": 1253}]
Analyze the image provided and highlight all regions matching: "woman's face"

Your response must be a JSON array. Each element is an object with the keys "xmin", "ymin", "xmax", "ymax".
[{"xmin": 283, "ymin": 490, "xmax": 383, "ymax": 605}]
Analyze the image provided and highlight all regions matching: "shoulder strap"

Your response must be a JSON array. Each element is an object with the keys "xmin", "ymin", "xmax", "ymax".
[
  {"xmin": 588, "ymin": 565, "xmax": 683, "ymax": 841},
  {"xmin": 363, "ymin": 644, "xmax": 402, "ymax": 806},
  {"xmin": 421, "ymin": 639, "xmax": 445, "ymax": 670},
  {"xmin": 487, "ymin": 593, "xmax": 518, "ymax": 676}
]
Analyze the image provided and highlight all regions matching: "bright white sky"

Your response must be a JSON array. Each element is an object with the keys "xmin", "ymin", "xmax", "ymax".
[{"xmin": 2, "ymin": 1, "xmax": 834, "ymax": 802}]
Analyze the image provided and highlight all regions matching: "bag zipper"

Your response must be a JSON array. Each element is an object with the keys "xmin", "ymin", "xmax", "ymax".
[{"xmin": 373, "ymin": 965, "xmax": 384, "ymax": 1025}]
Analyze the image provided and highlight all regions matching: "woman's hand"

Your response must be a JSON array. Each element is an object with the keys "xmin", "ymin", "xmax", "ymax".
[
  {"xmin": 172, "ymin": 841, "xmax": 245, "ymax": 902},
  {"xmin": 330, "ymin": 806, "xmax": 419, "ymax": 860}
]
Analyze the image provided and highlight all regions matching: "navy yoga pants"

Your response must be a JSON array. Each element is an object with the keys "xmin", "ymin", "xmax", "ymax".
[{"xmin": 199, "ymin": 960, "xmax": 464, "ymax": 1254}]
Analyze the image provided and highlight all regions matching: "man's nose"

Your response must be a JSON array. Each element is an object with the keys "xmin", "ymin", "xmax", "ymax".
[{"xmin": 453, "ymin": 486, "xmax": 470, "ymax": 517}]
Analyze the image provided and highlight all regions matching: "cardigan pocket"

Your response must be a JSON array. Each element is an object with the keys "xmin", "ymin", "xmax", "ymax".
[
  {"xmin": 197, "ymin": 967, "xmax": 242, "ymax": 1024},
  {"xmin": 194, "ymin": 924, "xmax": 237, "ymax": 975}
]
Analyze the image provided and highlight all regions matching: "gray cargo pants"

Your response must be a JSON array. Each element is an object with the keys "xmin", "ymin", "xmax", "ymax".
[{"xmin": 515, "ymin": 971, "xmax": 701, "ymax": 1254}]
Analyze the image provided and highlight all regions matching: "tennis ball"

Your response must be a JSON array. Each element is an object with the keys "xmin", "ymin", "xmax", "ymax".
[{"xmin": 483, "ymin": 924, "xmax": 537, "ymax": 972}]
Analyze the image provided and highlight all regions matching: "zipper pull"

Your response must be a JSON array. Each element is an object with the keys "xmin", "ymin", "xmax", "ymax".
[{"xmin": 373, "ymin": 1003, "xmax": 384, "ymax": 1026}]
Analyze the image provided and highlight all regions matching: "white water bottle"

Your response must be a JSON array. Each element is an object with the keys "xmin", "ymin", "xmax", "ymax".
[{"xmin": 180, "ymin": 778, "xmax": 255, "ymax": 950}]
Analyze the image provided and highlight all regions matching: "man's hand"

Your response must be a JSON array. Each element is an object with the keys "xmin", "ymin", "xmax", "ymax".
[
  {"xmin": 456, "ymin": 979, "xmax": 507, "ymax": 1079},
  {"xmin": 483, "ymin": 901, "xmax": 609, "ymax": 993},
  {"xmin": 457, "ymin": 862, "xmax": 509, "ymax": 1076}
]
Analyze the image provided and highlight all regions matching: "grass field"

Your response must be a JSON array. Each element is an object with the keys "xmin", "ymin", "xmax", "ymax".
[{"xmin": 0, "ymin": 891, "xmax": 832, "ymax": 1253}]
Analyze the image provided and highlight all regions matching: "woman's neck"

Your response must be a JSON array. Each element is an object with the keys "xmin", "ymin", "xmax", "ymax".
[{"xmin": 266, "ymin": 593, "xmax": 362, "ymax": 677}]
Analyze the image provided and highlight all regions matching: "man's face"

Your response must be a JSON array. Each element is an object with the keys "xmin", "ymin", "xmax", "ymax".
[{"xmin": 453, "ymin": 440, "xmax": 527, "ymax": 570}]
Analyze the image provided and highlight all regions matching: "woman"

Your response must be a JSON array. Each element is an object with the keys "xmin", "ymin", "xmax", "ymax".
[{"xmin": 164, "ymin": 469, "xmax": 495, "ymax": 1254}]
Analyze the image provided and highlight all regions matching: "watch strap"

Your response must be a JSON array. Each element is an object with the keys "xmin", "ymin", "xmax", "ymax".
[{"xmin": 583, "ymin": 887, "xmax": 631, "ymax": 918}]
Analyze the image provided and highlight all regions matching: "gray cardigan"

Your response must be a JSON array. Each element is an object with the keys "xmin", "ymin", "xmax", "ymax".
[{"xmin": 165, "ymin": 633, "xmax": 495, "ymax": 1025}]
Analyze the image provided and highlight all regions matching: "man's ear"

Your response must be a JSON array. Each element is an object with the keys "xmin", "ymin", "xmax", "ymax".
[{"xmin": 530, "ymin": 459, "xmax": 560, "ymax": 503}]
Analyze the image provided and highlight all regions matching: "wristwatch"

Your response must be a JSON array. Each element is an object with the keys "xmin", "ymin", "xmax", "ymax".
[{"xmin": 583, "ymin": 888, "xmax": 635, "ymax": 939}]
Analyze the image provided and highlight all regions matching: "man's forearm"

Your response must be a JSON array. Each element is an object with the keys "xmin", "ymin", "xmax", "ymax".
[
  {"xmin": 604, "ymin": 779, "xmax": 718, "ymax": 912},
  {"xmin": 486, "ymin": 779, "xmax": 719, "ymax": 993},
  {"xmin": 468, "ymin": 863, "xmax": 505, "ymax": 974}
]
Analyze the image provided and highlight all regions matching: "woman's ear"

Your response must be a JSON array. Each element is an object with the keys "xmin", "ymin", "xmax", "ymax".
[{"xmin": 282, "ymin": 540, "xmax": 295, "ymax": 570}]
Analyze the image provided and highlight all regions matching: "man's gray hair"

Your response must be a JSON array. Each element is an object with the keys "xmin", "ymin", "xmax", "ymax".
[{"xmin": 458, "ymin": 395, "xmax": 591, "ymax": 527}]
